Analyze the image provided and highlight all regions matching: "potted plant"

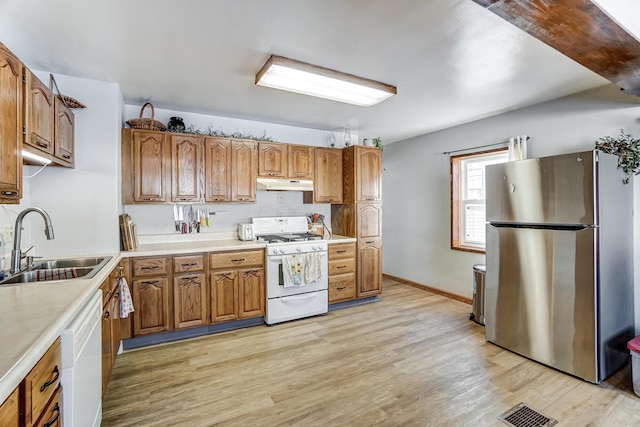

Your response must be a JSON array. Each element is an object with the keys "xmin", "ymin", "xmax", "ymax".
[
  {"xmin": 363, "ymin": 137, "xmax": 383, "ymax": 151},
  {"xmin": 595, "ymin": 129, "xmax": 640, "ymax": 184}
]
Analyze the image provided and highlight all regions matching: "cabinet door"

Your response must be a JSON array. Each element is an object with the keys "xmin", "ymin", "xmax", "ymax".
[
  {"xmin": 288, "ymin": 145, "xmax": 314, "ymax": 180},
  {"xmin": 171, "ymin": 134, "xmax": 202, "ymax": 202},
  {"xmin": 211, "ymin": 270, "xmax": 238, "ymax": 322},
  {"xmin": 54, "ymin": 97, "xmax": 74, "ymax": 166},
  {"xmin": 357, "ymin": 238, "xmax": 382, "ymax": 298},
  {"xmin": 132, "ymin": 278, "xmax": 171, "ymax": 335},
  {"xmin": 357, "ymin": 203, "xmax": 382, "ymax": 239},
  {"xmin": 356, "ymin": 147, "xmax": 382, "ymax": 202},
  {"xmin": 0, "ymin": 387, "xmax": 19, "ymax": 427},
  {"xmin": 174, "ymin": 273, "xmax": 208, "ymax": 329},
  {"xmin": 0, "ymin": 44, "xmax": 22, "ymax": 202},
  {"xmin": 204, "ymin": 137, "xmax": 232, "ymax": 202},
  {"xmin": 239, "ymin": 268, "xmax": 264, "ymax": 318},
  {"xmin": 133, "ymin": 131, "xmax": 168, "ymax": 203},
  {"xmin": 24, "ymin": 70, "xmax": 54, "ymax": 155},
  {"xmin": 231, "ymin": 140, "xmax": 257, "ymax": 202},
  {"xmin": 313, "ymin": 148, "xmax": 343, "ymax": 203},
  {"xmin": 258, "ymin": 142, "xmax": 287, "ymax": 177},
  {"xmin": 101, "ymin": 300, "xmax": 113, "ymax": 396}
]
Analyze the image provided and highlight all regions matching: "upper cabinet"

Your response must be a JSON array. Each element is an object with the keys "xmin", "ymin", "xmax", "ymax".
[
  {"xmin": 24, "ymin": 69, "xmax": 54, "ymax": 156},
  {"xmin": 54, "ymin": 97, "xmax": 74, "ymax": 167},
  {"xmin": 304, "ymin": 147, "xmax": 342, "ymax": 204},
  {"xmin": 288, "ymin": 144, "xmax": 314, "ymax": 180},
  {"xmin": 342, "ymin": 146, "xmax": 382, "ymax": 203},
  {"xmin": 231, "ymin": 140, "xmax": 257, "ymax": 202},
  {"xmin": 204, "ymin": 137, "xmax": 232, "ymax": 202},
  {"xmin": 0, "ymin": 43, "xmax": 23, "ymax": 203},
  {"xmin": 122, "ymin": 129, "xmax": 170, "ymax": 204},
  {"xmin": 258, "ymin": 142, "xmax": 287, "ymax": 178},
  {"xmin": 171, "ymin": 134, "xmax": 202, "ymax": 203}
]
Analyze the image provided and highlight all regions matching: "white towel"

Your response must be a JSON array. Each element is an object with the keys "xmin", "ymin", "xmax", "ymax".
[
  {"xmin": 119, "ymin": 276, "xmax": 134, "ymax": 318},
  {"xmin": 282, "ymin": 254, "xmax": 323, "ymax": 287}
]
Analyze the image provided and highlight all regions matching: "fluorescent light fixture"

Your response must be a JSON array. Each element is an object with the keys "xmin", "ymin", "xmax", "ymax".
[
  {"xmin": 22, "ymin": 150, "xmax": 52, "ymax": 165},
  {"xmin": 255, "ymin": 55, "xmax": 397, "ymax": 107}
]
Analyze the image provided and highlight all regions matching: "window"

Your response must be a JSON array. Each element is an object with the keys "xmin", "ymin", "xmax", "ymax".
[{"xmin": 451, "ymin": 149, "xmax": 509, "ymax": 252}]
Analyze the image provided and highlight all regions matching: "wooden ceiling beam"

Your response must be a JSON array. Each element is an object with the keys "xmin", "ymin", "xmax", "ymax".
[{"xmin": 472, "ymin": 0, "xmax": 640, "ymax": 96}]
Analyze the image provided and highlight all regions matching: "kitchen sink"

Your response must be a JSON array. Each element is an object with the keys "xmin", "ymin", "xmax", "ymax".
[{"xmin": 0, "ymin": 256, "xmax": 112, "ymax": 284}]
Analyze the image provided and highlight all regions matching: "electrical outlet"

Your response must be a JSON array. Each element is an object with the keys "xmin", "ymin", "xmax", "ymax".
[
  {"xmin": 2, "ymin": 225, "xmax": 13, "ymax": 243},
  {"xmin": 277, "ymin": 193, "xmax": 285, "ymax": 204}
]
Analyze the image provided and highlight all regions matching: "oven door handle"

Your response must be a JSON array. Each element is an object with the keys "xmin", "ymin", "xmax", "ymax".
[{"xmin": 280, "ymin": 292, "xmax": 321, "ymax": 302}]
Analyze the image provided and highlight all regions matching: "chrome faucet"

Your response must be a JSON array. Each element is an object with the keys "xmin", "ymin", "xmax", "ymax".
[{"xmin": 10, "ymin": 207, "xmax": 55, "ymax": 274}]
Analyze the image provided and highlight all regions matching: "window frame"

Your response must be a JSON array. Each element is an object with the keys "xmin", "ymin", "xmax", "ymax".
[{"xmin": 450, "ymin": 147, "xmax": 509, "ymax": 253}]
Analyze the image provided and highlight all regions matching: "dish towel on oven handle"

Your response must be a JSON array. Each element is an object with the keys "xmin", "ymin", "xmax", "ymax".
[
  {"xmin": 119, "ymin": 276, "xmax": 135, "ymax": 318},
  {"xmin": 282, "ymin": 253, "xmax": 323, "ymax": 287}
]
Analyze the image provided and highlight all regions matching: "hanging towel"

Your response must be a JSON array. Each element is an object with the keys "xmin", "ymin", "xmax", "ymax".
[
  {"xmin": 119, "ymin": 276, "xmax": 135, "ymax": 318},
  {"xmin": 282, "ymin": 253, "xmax": 323, "ymax": 287}
]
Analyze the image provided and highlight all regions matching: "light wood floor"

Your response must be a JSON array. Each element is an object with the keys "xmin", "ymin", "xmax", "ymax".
[{"xmin": 102, "ymin": 279, "xmax": 640, "ymax": 426}]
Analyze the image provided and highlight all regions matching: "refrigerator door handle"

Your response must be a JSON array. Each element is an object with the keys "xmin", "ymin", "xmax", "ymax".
[{"xmin": 489, "ymin": 223, "xmax": 595, "ymax": 231}]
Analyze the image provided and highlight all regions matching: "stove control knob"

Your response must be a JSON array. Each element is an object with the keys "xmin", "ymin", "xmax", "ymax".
[
  {"xmin": 279, "ymin": 248, "xmax": 286, "ymax": 254},
  {"xmin": 312, "ymin": 245, "xmax": 318, "ymax": 251},
  {"xmin": 296, "ymin": 247, "xmax": 302, "ymax": 252}
]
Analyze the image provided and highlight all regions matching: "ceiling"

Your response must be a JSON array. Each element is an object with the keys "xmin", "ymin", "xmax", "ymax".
[{"xmin": 0, "ymin": 0, "xmax": 633, "ymax": 144}]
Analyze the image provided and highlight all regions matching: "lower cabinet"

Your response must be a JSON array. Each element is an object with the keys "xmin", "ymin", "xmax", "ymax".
[
  {"xmin": 357, "ymin": 237, "xmax": 382, "ymax": 298},
  {"xmin": 328, "ymin": 242, "xmax": 356, "ymax": 303},
  {"xmin": 132, "ymin": 277, "xmax": 171, "ymax": 335},
  {"xmin": 239, "ymin": 268, "xmax": 265, "ymax": 318},
  {"xmin": 0, "ymin": 387, "xmax": 19, "ymax": 427},
  {"xmin": 24, "ymin": 338, "xmax": 61, "ymax": 427},
  {"xmin": 211, "ymin": 270, "xmax": 239, "ymax": 322},
  {"xmin": 174, "ymin": 272, "xmax": 208, "ymax": 329},
  {"xmin": 33, "ymin": 386, "xmax": 61, "ymax": 427}
]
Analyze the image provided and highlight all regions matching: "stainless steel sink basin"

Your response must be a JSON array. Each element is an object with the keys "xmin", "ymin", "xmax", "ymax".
[{"xmin": 0, "ymin": 256, "xmax": 112, "ymax": 284}]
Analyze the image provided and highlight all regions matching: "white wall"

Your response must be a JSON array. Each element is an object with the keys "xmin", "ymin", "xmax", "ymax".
[
  {"xmin": 122, "ymin": 105, "xmax": 355, "ymax": 236},
  {"xmin": 13, "ymin": 72, "xmax": 123, "ymax": 258},
  {"xmin": 383, "ymin": 84, "xmax": 640, "ymax": 306}
]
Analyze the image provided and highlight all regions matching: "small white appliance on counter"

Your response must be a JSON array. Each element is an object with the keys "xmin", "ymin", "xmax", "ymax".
[
  {"xmin": 237, "ymin": 223, "xmax": 255, "ymax": 241},
  {"xmin": 252, "ymin": 216, "xmax": 328, "ymax": 325}
]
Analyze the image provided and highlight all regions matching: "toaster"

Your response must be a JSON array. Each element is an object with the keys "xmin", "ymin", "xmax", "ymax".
[{"xmin": 238, "ymin": 223, "xmax": 255, "ymax": 241}]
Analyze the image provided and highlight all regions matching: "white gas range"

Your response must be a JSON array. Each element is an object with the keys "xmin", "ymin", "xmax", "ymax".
[{"xmin": 251, "ymin": 216, "xmax": 328, "ymax": 325}]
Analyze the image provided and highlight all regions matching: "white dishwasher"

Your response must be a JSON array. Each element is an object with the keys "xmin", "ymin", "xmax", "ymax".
[{"xmin": 61, "ymin": 289, "xmax": 102, "ymax": 427}]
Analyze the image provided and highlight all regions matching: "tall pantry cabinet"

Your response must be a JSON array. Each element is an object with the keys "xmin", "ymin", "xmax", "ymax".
[{"xmin": 332, "ymin": 146, "xmax": 383, "ymax": 298}]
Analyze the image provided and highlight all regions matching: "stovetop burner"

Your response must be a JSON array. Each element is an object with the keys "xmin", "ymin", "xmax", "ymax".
[{"xmin": 257, "ymin": 233, "xmax": 323, "ymax": 243}]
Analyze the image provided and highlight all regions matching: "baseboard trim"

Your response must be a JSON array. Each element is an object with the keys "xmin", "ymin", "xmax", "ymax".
[{"xmin": 383, "ymin": 273, "xmax": 472, "ymax": 305}]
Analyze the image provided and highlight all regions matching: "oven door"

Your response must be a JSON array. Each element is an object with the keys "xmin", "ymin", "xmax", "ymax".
[{"xmin": 266, "ymin": 252, "xmax": 328, "ymax": 298}]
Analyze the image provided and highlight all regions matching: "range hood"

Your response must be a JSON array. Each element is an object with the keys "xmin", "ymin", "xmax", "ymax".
[{"xmin": 256, "ymin": 178, "xmax": 313, "ymax": 191}]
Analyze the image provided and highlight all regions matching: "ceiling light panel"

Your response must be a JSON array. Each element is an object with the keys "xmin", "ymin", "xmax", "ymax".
[{"xmin": 256, "ymin": 55, "xmax": 396, "ymax": 107}]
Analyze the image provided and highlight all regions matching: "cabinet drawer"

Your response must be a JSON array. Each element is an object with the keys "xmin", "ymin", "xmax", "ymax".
[
  {"xmin": 25, "ymin": 338, "xmax": 61, "ymax": 426},
  {"xmin": 328, "ymin": 242, "xmax": 355, "ymax": 260},
  {"xmin": 173, "ymin": 254, "xmax": 205, "ymax": 273},
  {"xmin": 132, "ymin": 256, "xmax": 169, "ymax": 277},
  {"xmin": 210, "ymin": 250, "xmax": 264, "ymax": 269},
  {"xmin": 328, "ymin": 258, "xmax": 356, "ymax": 275},
  {"xmin": 329, "ymin": 273, "xmax": 356, "ymax": 302},
  {"xmin": 33, "ymin": 385, "xmax": 61, "ymax": 427}
]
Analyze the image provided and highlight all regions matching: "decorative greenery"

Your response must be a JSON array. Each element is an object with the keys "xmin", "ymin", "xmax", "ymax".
[
  {"xmin": 167, "ymin": 124, "xmax": 277, "ymax": 142},
  {"xmin": 372, "ymin": 137, "xmax": 383, "ymax": 151},
  {"xmin": 596, "ymin": 129, "xmax": 640, "ymax": 184}
]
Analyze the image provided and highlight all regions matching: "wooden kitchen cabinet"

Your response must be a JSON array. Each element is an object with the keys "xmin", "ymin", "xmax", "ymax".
[
  {"xmin": 210, "ymin": 249, "xmax": 265, "ymax": 322},
  {"xmin": 131, "ymin": 256, "xmax": 172, "ymax": 335},
  {"xmin": 24, "ymin": 337, "xmax": 61, "ymax": 427},
  {"xmin": 53, "ymin": 97, "xmax": 74, "ymax": 167},
  {"xmin": 0, "ymin": 387, "xmax": 19, "ymax": 427},
  {"xmin": 357, "ymin": 238, "xmax": 382, "ymax": 298},
  {"xmin": 328, "ymin": 242, "xmax": 356, "ymax": 303},
  {"xmin": 174, "ymin": 273, "xmax": 207, "ymax": 328},
  {"xmin": 101, "ymin": 266, "xmax": 123, "ymax": 397},
  {"xmin": 231, "ymin": 140, "xmax": 257, "ymax": 202},
  {"xmin": 304, "ymin": 147, "xmax": 343, "ymax": 204},
  {"xmin": 357, "ymin": 203, "xmax": 382, "ymax": 239},
  {"xmin": 33, "ymin": 386, "xmax": 61, "ymax": 427},
  {"xmin": 122, "ymin": 129, "xmax": 170, "ymax": 204},
  {"xmin": 171, "ymin": 134, "xmax": 203, "ymax": 202},
  {"xmin": 342, "ymin": 145, "xmax": 382, "ymax": 203},
  {"xmin": 288, "ymin": 144, "xmax": 314, "ymax": 179},
  {"xmin": 0, "ymin": 43, "xmax": 23, "ymax": 203},
  {"xmin": 204, "ymin": 137, "xmax": 232, "ymax": 202},
  {"xmin": 258, "ymin": 142, "xmax": 287, "ymax": 177},
  {"xmin": 24, "ymin": 69, "xmax": 54, "ymax": 156}
]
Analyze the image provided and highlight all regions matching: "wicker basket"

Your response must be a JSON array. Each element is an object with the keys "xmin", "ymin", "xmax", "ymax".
[
  {"xmin": 49, "ymin": 74, "xmax": 86, "ymax": 109},
  {"xmin": 126, "ymin": 102, "xmax": 167, "ymax": 131}
]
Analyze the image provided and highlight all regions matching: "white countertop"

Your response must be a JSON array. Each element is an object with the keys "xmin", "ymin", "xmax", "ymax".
[{"xmin": 0, "ymin": 234, "xmax": 358, "ymax": 404}]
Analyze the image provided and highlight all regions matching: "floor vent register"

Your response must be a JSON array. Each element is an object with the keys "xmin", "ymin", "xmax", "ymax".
[{"xmin": 498, "ymin": 403, "xmax": 558, "ymax": 427}]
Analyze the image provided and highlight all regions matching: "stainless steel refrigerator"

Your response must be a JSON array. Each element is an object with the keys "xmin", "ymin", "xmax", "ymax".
[{"xmin": 485, "ymin": 150, "xmax": 634, "ymax": 383}]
